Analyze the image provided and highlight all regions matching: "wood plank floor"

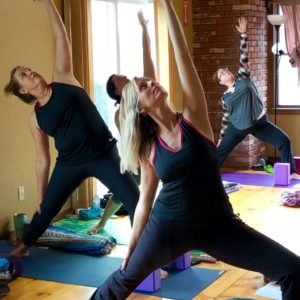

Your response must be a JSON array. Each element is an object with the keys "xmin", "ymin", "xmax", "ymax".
[{"xmin": 4, "ymin": 176, "xmax": 300, "ymax": 299}]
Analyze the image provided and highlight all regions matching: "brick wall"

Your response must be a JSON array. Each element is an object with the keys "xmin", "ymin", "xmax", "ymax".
[{"xmin": 193, "ymin": 0, "xmax": 268, "ymax": 169}]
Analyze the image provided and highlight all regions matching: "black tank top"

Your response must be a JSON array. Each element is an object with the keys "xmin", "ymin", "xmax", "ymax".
[
  {"xmin": 35, "ymin": 82, "xmax": 116, "ymax": 165},
  {"xmin": 152, "ymin": 117, "xmax": 233, "ymax": 222}
]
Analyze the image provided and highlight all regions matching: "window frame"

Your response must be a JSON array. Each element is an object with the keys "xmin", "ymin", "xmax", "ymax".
[{"xmin": 270, "ymin": 5, "xmax": 300, "ymax": 113}]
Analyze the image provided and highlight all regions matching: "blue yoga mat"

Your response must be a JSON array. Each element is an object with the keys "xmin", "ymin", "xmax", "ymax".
[
  {"xmin": 222, "ymin": 172, "xmax": 300, "ymax": 188},
  {"xmin": 147, "ymin": 267, "xmax": 224, "ymax": 299},
  {"xmin": 1, "ymin": 241, "xmax": 223, "ymax": 299}
]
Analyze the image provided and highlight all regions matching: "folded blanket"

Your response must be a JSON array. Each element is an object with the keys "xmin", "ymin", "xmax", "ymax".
[
  {"xmin": 223, "ymin": 181, "xmax": 242, "ymax": 194},
  {"xmin": 37, "ymin": 226, "xmax": 116, "ymax": 256},
  {"xmin": 79, "ymin": 204, "xmax": 103, "ymax": 221},
  {"xmin": 280, "ymin": 190, "xmax": 300, "ymax": 207}
]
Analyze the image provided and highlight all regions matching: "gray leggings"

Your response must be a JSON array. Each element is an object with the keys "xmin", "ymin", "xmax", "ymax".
[
  {"xmin": 91, "ymin": 214, "xmax": 300, "ymax": 300},
  {"xmin": 217, "ymin": 114, "xmax": 296, "ymax": 173},
  {"xmin": 23, "ymin": 146, "xmax": 139, "ymax": 246}
]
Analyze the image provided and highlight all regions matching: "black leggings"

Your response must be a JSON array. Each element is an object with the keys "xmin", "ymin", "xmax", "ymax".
[
  {"xmin": 91, "ymin": 214, "xmax": 300, "ymax": 300},
  {"xmin": 23, "ymin": 146, "xmax": 139, "ymax": 246},
  {"xmin": 217, "ymin": 114, "xmax": 296, "ymax": 173}
]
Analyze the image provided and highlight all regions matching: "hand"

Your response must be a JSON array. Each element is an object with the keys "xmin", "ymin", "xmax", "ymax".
[
  {"xmin": 137, "ymin": 9, "xmax": 148, "ymax": 28},
  {"xmin": 121, "ymin": 243, "xmax": 136, "ymax": 270},
  {"xmin": 34, "ymin": 201, "xmax": 42, "ymax": 215},
  {"xmin": 121, "ymin": 249, "xmax": 132, "ymax": 271},
  {"xmin": 235, "ymin": 17, "xmax": 247, "ymax": 34}
]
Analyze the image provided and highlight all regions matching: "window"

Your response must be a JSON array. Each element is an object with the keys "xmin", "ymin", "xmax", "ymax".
[
  {"xmin": 277, "ymin": 7, "xmax": 300, "ymax": 107},
  {"xmin": 90, "ymin": 0, "xmax": 156, "ymax": 196}
]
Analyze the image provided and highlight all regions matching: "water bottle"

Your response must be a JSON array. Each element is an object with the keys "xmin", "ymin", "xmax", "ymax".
[{"xmin": 13, "ymin": 213, "xmax": 29, "ymax": 240}]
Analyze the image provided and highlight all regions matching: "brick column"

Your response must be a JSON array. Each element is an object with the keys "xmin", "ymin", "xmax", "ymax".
[{"xmin": 193, "ymin": 0, "xmax": 268, "ymax": 169}]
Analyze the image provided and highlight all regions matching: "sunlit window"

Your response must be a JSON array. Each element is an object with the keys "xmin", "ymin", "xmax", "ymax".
[
  {"xmin": 277, "ymin": 7, "xmax": 300, "ymax": 107},
  {"xmin": 91, "ymin": 0, "xmax": 156, "ymax": 196}
]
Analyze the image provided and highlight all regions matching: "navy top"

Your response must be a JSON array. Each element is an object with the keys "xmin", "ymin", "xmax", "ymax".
[
  {"xmin": 35, "ymin": 82, "xmax": 116, "ymax": 166},
  {"xmin": 222, "ymin": 78, "xmax": 264, "ymax": 130},
  {"xmin": 152, "ymin": 117, "xmax": 233, "ymax": 222}
]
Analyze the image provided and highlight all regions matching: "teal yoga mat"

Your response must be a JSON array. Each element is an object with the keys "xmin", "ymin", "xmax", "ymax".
[{"xmin": 1, "ymin": 241, "xmax": 224, "ymax": 299}]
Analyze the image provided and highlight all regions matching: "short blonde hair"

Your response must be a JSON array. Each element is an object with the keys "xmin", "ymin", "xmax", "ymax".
[
  {"xmin": 212, "ymin": 69, "xmax": 220, "ymax": 83},
  {"xmin": 212, "ymin": 66, "xmax": 230, "ymax": 84}
]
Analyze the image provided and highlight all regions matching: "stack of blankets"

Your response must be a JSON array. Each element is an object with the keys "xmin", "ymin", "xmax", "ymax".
[
  {"xmin": 223, "ymin": 181, "xmax": 242, "ymax": 194},
  {"xmin": 0, "ymin": 255, "xmax": 23, "ymax": 296},
  {"xmin": 280, "ymin": 190, "xmax": 300, "ymax": 207},
  {"xmin": 37, "ymin": 226, "xmax": 116, "ymax": 256}
]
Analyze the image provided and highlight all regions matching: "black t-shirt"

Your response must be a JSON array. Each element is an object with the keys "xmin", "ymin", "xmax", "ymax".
[
  {"xmin": 35, "ymin": 82, "xmax": 116, "ymax": 166},
  {"xmin": 152, "ymin": 117, "xmax": 233, "ymax": 222}
]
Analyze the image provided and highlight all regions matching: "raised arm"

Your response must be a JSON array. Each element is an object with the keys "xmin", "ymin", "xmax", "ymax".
[
  {"xmin": 138, "ymin": 10, "xmax": 156, "ymax": 81},
  {"xmin": 161, "ymin": 0, "xmax": 213, "ymax": 140},
  {"xmin": 36, "ymin": 0, "xmax": 78, "ymax": 84},
  {"xmin": 236, "ymin": 17, "xmax": 250, "ymax": 79},
  {"xmin": 121, "ymin": 161, "xmax": 159, "ymax": 270},
  {"xmin": 30, "ymin": 112, "xmax": 51, "ymax": 214},
  {"xmin": 217, "ymin": 99, "xmax": 230, "ymax": 146}
]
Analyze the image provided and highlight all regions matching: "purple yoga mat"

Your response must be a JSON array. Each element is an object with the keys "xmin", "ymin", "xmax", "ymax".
[{"xmin": 221, "ymin": 172, "xmax": 300, "ymax": 189}]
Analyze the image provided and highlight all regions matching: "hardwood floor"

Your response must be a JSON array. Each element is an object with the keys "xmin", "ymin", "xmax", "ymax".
[{"xmin": 5, "ymin": 180, "xmax": 300, "ymax": 299}]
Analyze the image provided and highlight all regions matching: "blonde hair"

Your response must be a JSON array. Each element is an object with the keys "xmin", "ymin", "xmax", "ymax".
[{"xmin": 119, "ymin": 79, "xmax": 157, "ymax": 174}]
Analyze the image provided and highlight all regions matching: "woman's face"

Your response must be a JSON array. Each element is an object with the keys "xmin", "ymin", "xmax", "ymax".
[
  {"xmin": 217, "ymin": 67, "xmax": 234, "ymax": 86},
  {"xmin": 113, "ymin": 75, "xmax": 130, "ymax": 96},
  {"xmin": 134, "ymin": 77, "xmax": 168, "ymax": 113},
  {"xmin": 14, "ymin": 66, "xmax": 45, "ymax": 95}
]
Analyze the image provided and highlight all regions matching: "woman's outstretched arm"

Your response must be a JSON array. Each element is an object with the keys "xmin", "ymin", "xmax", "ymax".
[
  {"xmin": 138, "ymin": 10, "xmax": 156, "ymax": 81},
  {"xmin": 29, "ymin": 112, "xmax": 50, "ymax": 215},
  {"xmin": 121, "ymin": 161, "xmax": 159, "ymax": 270},
  {"xmin": 236, "ymin": 17, "xmax": 250, "ymax": 79},
  {"xmin": 161, "ymin": 0, "xmax": 213, "ymax": 140},
  {"xmin": 35, "ymin": 0, "xmax": 78, "ymax": 83}
]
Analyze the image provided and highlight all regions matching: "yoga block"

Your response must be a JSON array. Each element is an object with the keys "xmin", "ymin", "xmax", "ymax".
[
  {"xmin": 165, "ymin": 252, "xmax": 191, "ymax": 270},
  {"xmin": 294, "ymin": 156, "xmax": 300, "ymax": 174},
  {"xmin": 274, "ymin": 163, "xmax": 290, "ymax": 186},
  {"xmin": 136, "ymin": 269, "xmax": 161, "ymax": 292}
]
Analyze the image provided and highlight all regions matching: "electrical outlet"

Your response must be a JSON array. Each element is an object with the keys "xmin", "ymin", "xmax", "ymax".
[{"xmin": 18, "ymin": 186, "xmax": 25, "ymax": 201}]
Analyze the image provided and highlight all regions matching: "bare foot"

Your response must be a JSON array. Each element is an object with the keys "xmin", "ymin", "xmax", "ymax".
[
  {"xmin": 160, "ymin": 269, "xmax": 168, "ymax": 280},
  {"xmin": 87, "ymin": 224, "xmax": 104, "ymax": 235},
  {"xmin": 10, "ymin": 244, "xmax": 29, "ymax": 257},
  {"xmin": 198, "ymin": 254, "xmax": 217, "ymax": 263},
  {"xmin": 291, "ymin": 173, "xmax": 300, "ymax": 180}
]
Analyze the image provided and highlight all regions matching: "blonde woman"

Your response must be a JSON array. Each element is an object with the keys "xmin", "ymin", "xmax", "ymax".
[
  {"xmin": 88, "ymin": 9, "xmax": 155, "ymax": 235},
  {"xmin": 90, "ymin": 1, "xmax": 300, "ymax": 299}
]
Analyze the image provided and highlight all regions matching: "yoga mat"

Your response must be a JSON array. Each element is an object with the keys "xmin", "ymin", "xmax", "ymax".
[
  {"xmin": 54, "ymin": 215, "xmax": 131, "ymax": 245},
  {"xmin": 0, "ymin": 240, "xmax": 122, "ymax": 287},
  {"xmin": 1, "ymin": 241, "xmax": 223, "ymax": 299},
  {"xmin": 222, "ymin": 172, "xmax": 300, "ymax": 189},
  {"xmin": 147, "ymin": 267, "xmax": 224, "ymax": 299}
]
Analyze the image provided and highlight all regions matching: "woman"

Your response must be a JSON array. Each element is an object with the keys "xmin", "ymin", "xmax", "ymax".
[
  {"xmin": 213, "ymin": 17, "xmax": 300, "ymax": 180},
  {"xmin": 106, "ymin": 10, "xmax": 155, "ymax": 114},
  {"xmin": 90, "ymin": 2, "xmax": 300, "ymax": 299},
  {"xmin": 88, "ymin": 10, "xmax": 169, "ymax": 281},
  {"xmin": 4, "ymin": 0, "xmax": 139, "ymax": 257},
  {"xmin": 88, "ymin": 10, "xmax": 154, "ymax": 235}
]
